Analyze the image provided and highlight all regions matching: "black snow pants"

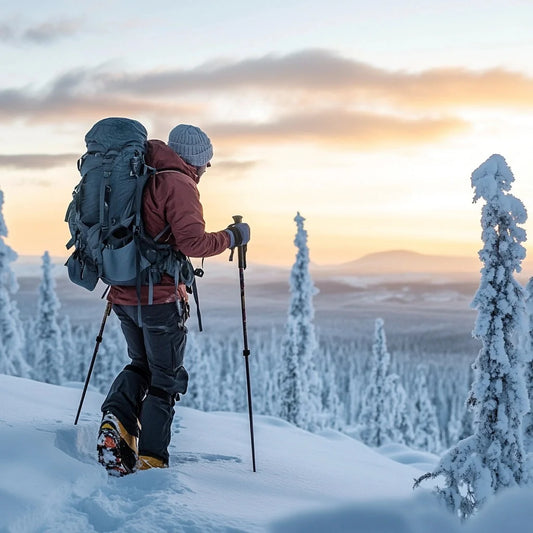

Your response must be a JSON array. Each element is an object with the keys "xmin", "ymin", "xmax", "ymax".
[{"xmin": 101, "ymin": 302, "xmax": 189, "ymax": 464}]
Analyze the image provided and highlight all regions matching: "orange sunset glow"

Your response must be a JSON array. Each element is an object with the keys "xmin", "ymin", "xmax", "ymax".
[{"xmin": 1, "ymin": 1, "xmax": 532, "ymax": 268}]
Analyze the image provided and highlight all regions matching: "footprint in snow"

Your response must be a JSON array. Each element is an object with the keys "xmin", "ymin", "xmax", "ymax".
[{"xmin": 172, "ymin": 452, "xmax": 241, "ymax": 464}]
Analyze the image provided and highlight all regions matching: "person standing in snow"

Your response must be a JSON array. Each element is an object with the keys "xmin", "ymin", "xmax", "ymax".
[{"xmin": 98, "ymin": 125, "xmax": 250, "ymax": 475}]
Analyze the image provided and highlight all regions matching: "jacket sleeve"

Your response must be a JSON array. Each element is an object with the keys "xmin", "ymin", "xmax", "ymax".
[{"xmin": 164, "ymin": 173, "xmax": 230, "ymax": 258}]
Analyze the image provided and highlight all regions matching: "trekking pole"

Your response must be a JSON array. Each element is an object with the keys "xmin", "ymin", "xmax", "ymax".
[
  {"xmin": 230, "ymin": 215, "xmax": 256, "ymax": 472},
  {"xmin": 74, "ymin": 301, "xmax": 112, "ymax": 425}
]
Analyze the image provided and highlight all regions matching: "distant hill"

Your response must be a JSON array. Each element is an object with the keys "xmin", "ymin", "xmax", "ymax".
[
  {"xmin": 311, "ymin": 249, "xmax": 533, "ymax": 282},
  {"xmin": 309, "ymin": 250, "xmax": 484, "ymax": 279},
  {"xmin": 333, "ymin": 250, "xmax": 482, "ymax": 275},
  {"xmin": 11, "ymin": 249, "xmax": 533, "ymax": 280}
]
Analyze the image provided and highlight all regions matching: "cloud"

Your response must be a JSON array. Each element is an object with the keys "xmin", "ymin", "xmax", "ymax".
[
  {"xmin": 2, "ymin": 49, "xmax": 532, "ymax": 120},
  {"xmin": 208, "ymin": 109, "xmax": 468, "ymax": 149},
  {"xmin": 102, "ymin": 49, "xmax": 533, "ymax": 109},
  {"xmin": 23, "ymin": 19, "xmax": 81, "ymax": 43},
  {"xmin": 0, "ymin": 88, "xmax": 190, "ymax": 123},
  {"xmin": 103, "ymin": 49, "xmax": 380, "ymax": 94},
  {"xmin": 0, "ymin": 18, "xmax": 82, "ymax": 45},
  {"xmin": 0, "ymin": 154, "xmax": 78, "ymax": 170},
  {"xmin": 0, "ymin": 65, "xmax": 197, "ymax": 123},
  {"xmin": 0, "ymin": 49, "xmax": 530, "ymax": 151},
  {"xmin": 211, "ymin": 160, "xmax": 258, "ymax": 180}
]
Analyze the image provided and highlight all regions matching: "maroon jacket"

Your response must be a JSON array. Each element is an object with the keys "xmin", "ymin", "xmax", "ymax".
[{"xmin": 108, "ymin": 140, "xmax": 230, "ymax": 305}]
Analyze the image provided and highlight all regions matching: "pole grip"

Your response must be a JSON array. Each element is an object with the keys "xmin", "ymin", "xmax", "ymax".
[{"xmin": 230, "ymin": 215, "xmax": 247, "ymax": 269}]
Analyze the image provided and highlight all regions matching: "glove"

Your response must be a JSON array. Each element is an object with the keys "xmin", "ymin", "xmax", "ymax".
[{"xmin": 225, "ymin": 222, "xmax": 250, "ymax": 248}]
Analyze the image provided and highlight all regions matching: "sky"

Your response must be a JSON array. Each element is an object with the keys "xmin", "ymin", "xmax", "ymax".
[{"xmin": 1, "ymin": 0, "xmax": 533, "ymax": 267}]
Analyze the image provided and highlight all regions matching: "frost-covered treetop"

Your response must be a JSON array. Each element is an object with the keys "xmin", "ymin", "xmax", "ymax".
[
  {"xmin": 290, "ymin": 211, "xmax": 318, "ymax": 300},
  {"xmin": 293, "ymin": 212, "xmax": 308, "ymax": 254},
  {"xmin": 471, "ymin": 154, "xmax": 513, "ymax": 198},
  {"xmin": 471, "ymin": 154, "xmax": 527, "ymax": 275},
  {"xmin": 471, "ymin": 154, "xmax": 527, "ymax": 224},
  {"xmin": 42, "ymin": 250, "xmax": 51, "ymax": 268}
]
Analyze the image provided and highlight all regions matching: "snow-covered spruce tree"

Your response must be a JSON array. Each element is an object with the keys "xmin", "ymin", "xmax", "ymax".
[
  {"xmin": 249, "ymin": 328, "xmax": 280, "ymax": 417},
  {"xmin": 346, "ymin": 354, "xmax": 364, "ymax": 427},
  {"xmin": 34, "ymin": 251, "xmax": 64, "ymax": 385},
  {"xmin": 320, "ymin": 349, "xmax": 344, "ymax": 430},
  {"xmin": 387, "ymin": 373, "xmax": 414, "ymax": 446},
  {"xmin": 181, "ymin": 332, "xmax": 220, "ymax": 411},
  {"xmin": 458, "ymin": 366, "xmax": 475, "ymax": 441},
  {"xmin": 72, "ymin": 324, "xmax": 92, "ymax": 382},
  {"xmin": 279, "ymin": 212, "xmax": 322, "ymax": 431},
  {"xmin": 219, "ymin": 335, "xmax": 243, "ymax": 412},
  {"xmin": 415, "ymin": 154, "xmax": 529, "ymax": 518},
  {"xmin": 359, "ymin": 318, "xmax": 412, "ymax": 446},
  {"xmin": 0, "ymin": 189, "xmax": 28, "ymax": 377},
  {"xmin": 438, "ymin": 365, "xmax": 471, "ymax": 448},
  {"xmin": 60, "ymin": 315, "xmax": 77, "ymax": 382},
  {"xmin": 523, "ymin": 278, "xmax": 533, "ymax": 453},
  {"xmin": 412, "ymin": 365, "xmax": 441, "ymax": 453},
  {"xmin": 92, "ymin": 313, "xmax": 128, "ymax": 393}
]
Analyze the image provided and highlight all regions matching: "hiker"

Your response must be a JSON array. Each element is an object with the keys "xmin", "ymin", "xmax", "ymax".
[{"xmin": 97, "ymin": 124, "xmax": 250, "ymax": 475}]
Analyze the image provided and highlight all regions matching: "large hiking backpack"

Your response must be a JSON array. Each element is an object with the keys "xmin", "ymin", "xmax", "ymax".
[{"xmin": 65, "ymin": 117, "xmax": 195, "ymax": 296}]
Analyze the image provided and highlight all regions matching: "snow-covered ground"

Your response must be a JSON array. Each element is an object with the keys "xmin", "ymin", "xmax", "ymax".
[{"xmin": 1, "ymin": 374, "xmax": 533, "ymax": 532}]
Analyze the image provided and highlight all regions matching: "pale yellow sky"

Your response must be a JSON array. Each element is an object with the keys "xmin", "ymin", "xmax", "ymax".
[{"xmin": 1, "ymin": 1, "xmax": 532, "ymax": 267}]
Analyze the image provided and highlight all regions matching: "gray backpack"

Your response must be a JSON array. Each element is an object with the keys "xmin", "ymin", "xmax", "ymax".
[{"xmin": 65, "ymin": 117, "xmax": 195, "ymax": 298}]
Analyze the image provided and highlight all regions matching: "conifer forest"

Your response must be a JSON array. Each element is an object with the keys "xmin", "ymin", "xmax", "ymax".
[{"xmin": 2, "ymin": 155, "xmax": 533, "ymax": 519}]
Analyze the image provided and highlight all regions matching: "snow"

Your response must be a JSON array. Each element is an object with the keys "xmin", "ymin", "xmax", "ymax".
[{"xmin": 2, "ymin": 374, "xmax": 533, "ymax": 532}]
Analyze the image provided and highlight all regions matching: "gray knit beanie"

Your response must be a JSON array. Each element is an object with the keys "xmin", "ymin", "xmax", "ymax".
[{"xmin": 168, "ymin": 124, "xmax": 213, "ymax": 167}]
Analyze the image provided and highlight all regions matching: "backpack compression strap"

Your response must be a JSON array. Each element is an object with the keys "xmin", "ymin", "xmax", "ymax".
[{"xmin": 132, "ymin": 160, "xmax": 154, "ymax": 324}]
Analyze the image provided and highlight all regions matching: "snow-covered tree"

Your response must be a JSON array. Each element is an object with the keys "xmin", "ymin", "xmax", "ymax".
[
  {"xmin": 220, "ymin": 336, "xmax": 244, "ymax": 413},
  {"xmin": 457, "ymin": 366, "xmax": 475, "ymax": 442},
  {"xmin": 279, "ymin": 212, "xmax": 322, "ymax": 431},
  {"xmin": 359, "ymin": 318, "xmax": 389, "ymax": 446},
  {"xmin": 359, "ymin": 318, "xmax": 411, "ymax": 446},
  {"xmin": 0, "ymin": 189, "xmax": 28, "ymax": 377},
  {"xmin": 34, "ymin": 251, "xmax": 64, "ymax": 384},
  {"xmin": 320, "ymin": 350, "xmax": 344, "ymax": 430},
  {"xmin": 60, "ymin": 315, "xmax": 78, "ymax": 382},
  {"xmin": 250, "ymin": 327, "xmax": 281, "ymax": 417},
  {"xmin": 346, "ymin": 354, "xmax": 364, "ymax": 427},
  {"xmin": 412, "ymin": 365, "xmax": 441, "ymax": 453},
  {"xmin": 415, "ymin": 154, "xmax": 530, "ymax": 518},
  {"xmin": 387, "ymin": 373, "xmax": 414, "ymax": 446},
  {"xmin": 182, "ymin": 332, "xmax": 216, "ymax": 411},
  {"xmin": 523, "ymin": 277, "xmax": 533, "ymax": 453},
  {"xmin": 92, "ymin": 312, "xmax": 128, "ymax": 393}
]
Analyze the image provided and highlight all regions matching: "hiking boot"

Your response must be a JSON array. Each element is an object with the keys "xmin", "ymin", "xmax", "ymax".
[
  {"xmin": 97, "ymin": 412, "xmax": 138, "ymax": 476},
  {"xmin": 137, "ymin": 455, "xmax": 168, "ymax": 471}
]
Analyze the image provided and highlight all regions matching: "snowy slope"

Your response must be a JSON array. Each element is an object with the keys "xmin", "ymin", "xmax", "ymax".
[{"xmin": 1, "ymin": 374, "xmax": 533, "ymax": 532}]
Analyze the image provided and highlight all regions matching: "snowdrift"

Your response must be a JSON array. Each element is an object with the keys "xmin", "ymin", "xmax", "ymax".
[{"xmin": 1, "ymin": 374, "xmax": 532, "ymax": 532}]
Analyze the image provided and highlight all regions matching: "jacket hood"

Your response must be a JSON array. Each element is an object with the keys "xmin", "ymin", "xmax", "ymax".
[{"xmin": 146, "ymin": 139, "xmax": 199, "ymax": 182}]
